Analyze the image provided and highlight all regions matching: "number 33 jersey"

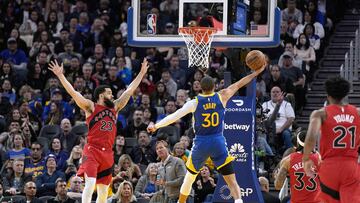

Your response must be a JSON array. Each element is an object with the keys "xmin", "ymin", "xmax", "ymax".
[
  {"xmin": 86, "ymin": 104, "xmax": 117, "ymax": 150},
  {"xmin": 289, "ymin": 152, "xmax": 321, "ymax": 203},
  {"xmin": 193, "ymin": 93, "xmax": 225, "ymax": 136},
  {"xmin": 321, "ymin": 104, "xmax": 360, "ymax": 160}
]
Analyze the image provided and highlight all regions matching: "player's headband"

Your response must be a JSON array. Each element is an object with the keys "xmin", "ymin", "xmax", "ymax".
[{"xmin": 296, "ymin": 131, "xmax": 305, "ymax": 147}]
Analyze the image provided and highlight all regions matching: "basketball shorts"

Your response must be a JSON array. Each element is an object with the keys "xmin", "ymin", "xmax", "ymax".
[
  {"xmin": 186, "ymin": 133, "xmax": 234, "ymax": 173},
  {"xmin": 317, "ymin": 157, "xmax": 360, "ymax": 203},
  {"xmin": 77, "ymin": 144, "xmax": 114, "ymax": 185}
]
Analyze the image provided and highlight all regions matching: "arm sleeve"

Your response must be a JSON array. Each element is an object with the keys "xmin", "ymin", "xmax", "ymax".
[{"xmin": 155, "ymin": 99, "xmax": 197, "ymax": 129}]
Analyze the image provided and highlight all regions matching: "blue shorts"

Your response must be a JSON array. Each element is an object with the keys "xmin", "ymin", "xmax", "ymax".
[{"xmin": 186, "ymin": 133, "xmax": 234, "ymax": 173}]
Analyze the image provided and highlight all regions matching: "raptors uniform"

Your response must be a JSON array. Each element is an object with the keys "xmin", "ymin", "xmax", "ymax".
[
  {"xmin": 187, "ymin": 93, "xmax": 234, "ymax": 173},
  {"xmin": 77, "ymin": 104, "xmax": 117, "ymax": 185},
  {"xmin": 289, "ymin": 152, "xmax": 321, "ymax": 203},
  {"xmin": 319, "ymin": 104, "xmax": 360, "ymax": 202}
]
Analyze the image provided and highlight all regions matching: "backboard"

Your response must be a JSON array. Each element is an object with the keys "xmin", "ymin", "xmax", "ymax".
[{"xmin": 127, "ymin": 0, "xmax": 281, "ymax": 48}]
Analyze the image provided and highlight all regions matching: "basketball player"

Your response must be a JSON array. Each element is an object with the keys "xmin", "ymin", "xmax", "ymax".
[
  {"xmin": 303, "ymin": 77, "xmax": 360, "ymax": 203},
  {"xmin": 48, "ymin": 59, "xmax": 149, "ymax": 203},
  {"xmin": 147, "ymin": 66, "xmax": 265, "ymax": 203},
  {"xmin": 275, "ymin": 131, "xmax": 321, "ymax": 203}
]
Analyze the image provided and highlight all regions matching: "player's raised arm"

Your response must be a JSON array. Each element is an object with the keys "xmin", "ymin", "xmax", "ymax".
[
  {"xmin": 303, "ymin": 109, "xmax": 323, "ymax": 177},
  {"xmin": 147, "ymin": 99, "xmax": 197, "ymax": 133},
  {"xmin": 48, "ymin": 60, "xmax": 94, "ymax": 113},
  {"xmin": 114, "ymin": 58, "xmax": 149, "ymax": 112},
  {"xmin": 218, "ymin": 65, "xmax": 265, "ymax": 106}
]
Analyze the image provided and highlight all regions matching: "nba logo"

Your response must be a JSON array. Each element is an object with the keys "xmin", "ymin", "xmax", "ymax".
[{"xmin": 147, "ymin": 14, "xmax": 157, "ymax": 35}]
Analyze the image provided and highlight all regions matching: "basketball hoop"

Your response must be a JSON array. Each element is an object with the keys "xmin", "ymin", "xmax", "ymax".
[{"xmin": 179, "ymin": 27, "xmax": 217, "ymax": 70}]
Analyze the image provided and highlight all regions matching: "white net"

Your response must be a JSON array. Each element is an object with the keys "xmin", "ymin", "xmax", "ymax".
[{"xmin": 179, "ymin": 27, "xmax": 217, "ymax": 70}]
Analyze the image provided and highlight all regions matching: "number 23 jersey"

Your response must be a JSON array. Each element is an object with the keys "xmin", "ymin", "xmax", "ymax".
[{"xmin": 86, "ymin": 104, "xmax": 117, "ymax": 150}]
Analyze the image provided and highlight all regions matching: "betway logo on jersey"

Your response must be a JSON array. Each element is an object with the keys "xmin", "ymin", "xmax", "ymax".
[
  {"xmin": 224, "ymin": 123, "xmax": 250, "ymax": 131},
  {"xmin": 229, "ymin": 143, "xmax": 248, "ymax": 162},
  {"xmin": 225, "ymin": 100, "xmax": 251, "ymax": 112}
]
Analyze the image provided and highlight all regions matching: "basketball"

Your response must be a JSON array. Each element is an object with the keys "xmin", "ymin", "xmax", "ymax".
[{"xmin": 245, "ymin": 50, "xmax": 266, "ymax": 71}]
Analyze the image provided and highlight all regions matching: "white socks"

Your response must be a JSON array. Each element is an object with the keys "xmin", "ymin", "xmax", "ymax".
[
  {"xmin": 96, "ymin": 184, "xmax": 110, "ymax": 203},
  {"xmin": 234, "ymin": 199, "xmax": 243, "ymax": 203},
  {"xmin": 82, "ymin": 175, "xmax": 96, "ymax": 203}
]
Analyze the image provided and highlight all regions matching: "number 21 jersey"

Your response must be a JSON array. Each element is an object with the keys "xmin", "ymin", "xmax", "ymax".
[{"xmin": 321, "ymin": 104, "xmax": 360, "ymax": 160}]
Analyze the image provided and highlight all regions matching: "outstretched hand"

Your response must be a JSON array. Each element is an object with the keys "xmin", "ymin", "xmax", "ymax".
[
  {"xmin": 48, "ymin": 60, "xmax": 64, "ymax": 76},
  {"xmin": 147, "ymin": 122, "xmax": 157, "ymax": 134},
  {"xmin": 140, "ymin": 58, "xmax": 150, "ymax": 73}
]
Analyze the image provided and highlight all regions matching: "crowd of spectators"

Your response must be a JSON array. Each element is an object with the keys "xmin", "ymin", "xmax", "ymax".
[{"xmin": 0, "ymin": 0, "xmax": 351, "ymax": 202}]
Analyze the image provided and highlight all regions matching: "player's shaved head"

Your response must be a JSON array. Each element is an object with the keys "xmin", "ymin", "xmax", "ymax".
[
  {"xmin": 325, "ymin": 77, "xmax": 350, "ymax": 102},
  {"xmin": 200, "ymin": 76, "xmax": 215, "ymax": 93}
]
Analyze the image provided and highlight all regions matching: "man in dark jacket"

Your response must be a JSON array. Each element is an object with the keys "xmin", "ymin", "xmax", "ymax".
[
  {"xmin": 259, "ymin": 176, "xmax": 280, "ymax": 203},
  {"xmin": 130, "ymin": 131, "xmax": 157, "ymax": 166},
  {"xmin": 48, "ymin": 179, "xmax": 78, "ymax": 203}
]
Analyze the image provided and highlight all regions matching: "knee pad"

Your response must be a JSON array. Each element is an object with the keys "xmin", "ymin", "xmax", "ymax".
[{"xmin": 218, "ymin": 162, "xmax": 234, "ymax": 176}]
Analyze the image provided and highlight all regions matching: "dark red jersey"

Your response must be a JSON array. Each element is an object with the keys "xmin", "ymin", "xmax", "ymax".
[
  {"xmin": 86, "ymin": 104, "xmax": 117, "ymax": 150},
  {"xmin": 320, "ymin": 104, "xmax": 360, "ymax": 160},
  {"xmin": 289, "ymin": 152, "xmax": 321, "ymax": 203}
]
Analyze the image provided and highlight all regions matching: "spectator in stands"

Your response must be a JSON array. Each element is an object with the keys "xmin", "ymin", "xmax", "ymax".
[
  {"xmin": 18, "ymin": 10, "xmax": 39, "ymax": 42},
  {"xmin": 115, "ymin": 154, "xmax": 142, "ymax": 186},
  {"xmin": 9, "ymin": 29, "xmax": 29, "ymax": 56},
  {"xmin": 125, "ymin": 108, "xmax": 147, "ymax": 138},
  {"xmin": 63, "ymin": 145, "xmax": 82, "ymax": 181},
  {"xmin": 160, "ymin": 69, "xmax": 177, "ymax": 97},
  {"xmin": 151, "ymin": 81, "xmax": 172, "ymax": 108},
  {"xmin": 107, "ymin": 180, "xmax": 137, "ymax": 203},
  {"xmin": 155, "ymin": 140, "xmax": 186, "ymax": 202},
  {"xmin": 281, "ymin": 0, "xmax": 303, "ymax": 35},
  {"xmin": 59, "ymin": 118, "xmax": 78, "ymax": 153},
  {"xmin": 278, "ymin": 42, "xmax": 303, "ymax": 69},
  {"xmin": 44, "ymin": 101, "xmax": 63, "ymax": 125},
  {"xmin": 304, "ymin": 24, "xmax": 321, "ymax": 51},
  {"xmin": 81, "ymin": 63, "xmax": 99, "ymax": 90},
  {"xmin": 47, "ymin": 10, "xmax": 63, "ymax": 38},
  {"xmin": 280, "ymin": 52, "xmax": 306, "ymax": 113},
  {"xmin": 189, "ymin": 80, "xmax": 202, "ymax": 99},
  {"xmin": 85, "ymin": 18, "xmax": 110, "ymax": 52},
  {"xmin": 18, "ymin": 99, "xmax": 42, "ymax": 134},
  {"xmin": 5, "ymin": 132, "xmax": 31, "ymax": 163},
  {"xmin": 48, "ymin": 137, "xmax": 69, "ymax": 171},
  {"xmin": 27, "ymin": 63, "xmax": 47, "ymax": 95},
  {"xmin": 72, "ymin": 75, "xmax": 86, "ymax": 94},
  {"xmin": 115, "ymin": 57, "xmax": 132, "ymax": 86},
  {"xmin": 36, "ymin": 154, "xmax": 66, "ymax": 196},
  {"xmin": 67, "ymin": 176, "xmax": 83, "ymax": 199},
  {"xmin": 134, "ymin": 163, "xmax": 161, "ymax": 200},
  {"xmin": 179, "ymin": 135, "xmax": 192, "ymax": 153},
  {"xmin": 25, "ymin": 142, "xmax": 45, "ymax": 178},
  {"xmin": 175, "ymin": 89, "xmax": 189, "ymax": 109},
  {"xmin": 307, "ymin": 0, "xmax": 326, "ymax": 26},
  {"xmin": 2, "ymin": 159, "xmax": 32, "ymax": 196},
  {"xmin": 42, "ymin": 89, "xmax": 74, "ymax": 123},
  {"xmin": 193, "ymin": 165, "xmax": 217, "ymax": 203},
  {"xmin": 262, "ymin": 86, "xmax": 295, "ymax": 151},
  {"xmin": 293, "ymin": 10, "xmax": 325, "ymax": 40},
  {"xmin": 142, "ymin": 107, "xmax": 153, "ymax": 125},
  {"xmin": 91, "ymin": 61, "xmax": 106, "ymax": 84},
  {"xmin": 265, "ymin": 64, "xmax": 296, "ymax": 106},
  {"xmin": 48, "ymin": 179, "xmax": 77, "ymax": 203},
  {"xmin": 18, "ymin": 181, "xmax": 42, "ymax": 203},
  {"xmin": 294, "ymin": 33, "xmax": 316, "ymax": 86},
  {"xmin": 139, "ymin": 94, "xmax": 157, "ymax": 122},
  {"xmin": 42, "ymin": 77, "xmax": 61, "ymax": 104},
  {"xmin": 113, "ymin": 135, "xmax": 126, "ymax": 164},
  {"xmin": 259, "ymin": 176, "xmax": 280, "ymax": 203},
  {"xmin": 157, "ymin": 99, "xmax": 177, "ymax": 122},
  {"xmin": 172, "ymin": 142, "xmax": 188, "ymax": 163},
  {"xmin": 58, "ymin": 42, "xmax": 83, "ymax": 68},
  {"xmin": 21, "ymin": 122, "xmax": 37, "ymax": 149},
  {"xmin": 110, "ymin": 46, "xmax": 131, "ymax": 68},
  {"xmin": 130, "ymin": 131, "xmax": 157, "ymax": 166},
  {"xmin": 29, "ymin": 31, "xmax": 55, "ymax": 58},
  {"xmin": 0, "ymin": 62, "xmax": 16, "ymax": 85},
  {"xmin": 86, "ymin": 44, "xmax": 110, "ymax": 69},
  {"xmin": 54, "ymin": 28, "xmax": 71, "ymax": 54},
  {"xmin": 169, "ymin": 55, "xmax": 186, "ymax": 88},
  {"xmin": 1, "ymin": 78, "xmax": 17, "ymax": 105}
]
